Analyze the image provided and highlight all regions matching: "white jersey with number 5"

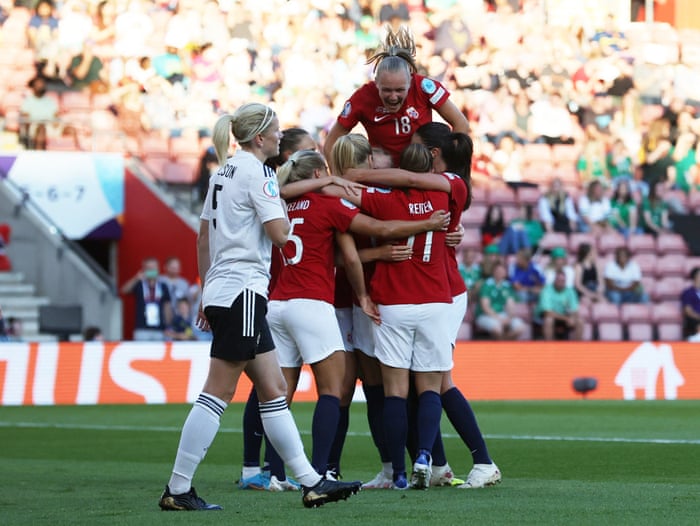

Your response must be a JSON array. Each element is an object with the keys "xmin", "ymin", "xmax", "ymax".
[{"xmin": 200, "ymin": 150, "xmax": 285, "ymax": 307}]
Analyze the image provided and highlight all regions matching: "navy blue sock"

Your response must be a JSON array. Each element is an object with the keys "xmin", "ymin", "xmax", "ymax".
[
  {"xmin": 327, "ymin": 404, "xmax": 350, "ymax": 473},
  {"xmin": 406, "ymin": 382, "xmax": 418, "ymax": 462},
  {"xmin": 311, "ymin": 394, "xmax": 340, "ymax": 473},
  {"xmin": 442, "ymin": 387, "xmax": 492, "ymax": 465},
  {"xmin": 242, "ymin": 387, "xmax": 263, "ymax": 467},
  {"xmin": 383, "ymin": 396, "xmax": 407, "ymax": 475},
  {"xmin": 363, "ymin": 384, "xmax": 390, "ymax": 462},
  {"xmin": 264, "ymin": 435, "xmax": 286, "ymax": 479},
  {"xmin": 416, "ymin": 390, "xmax": 442, "ymax": 456},
  {"xmin": 432, "ymin": 429, "xmax": 447, "ymax": 466}
]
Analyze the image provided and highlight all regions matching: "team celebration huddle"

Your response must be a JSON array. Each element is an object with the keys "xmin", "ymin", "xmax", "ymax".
[{"xmin": 158, "ymin": 26, "xmax": 500, "ymax": 512}]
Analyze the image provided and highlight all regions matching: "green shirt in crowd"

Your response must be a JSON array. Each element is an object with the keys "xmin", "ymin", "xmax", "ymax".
[
  {"xmin": 477, "ymin": 277, "xmax": 517, "ymax": 317},
  {"xmin": 536, "ymin": 283, "xmax": 579, "ymax": 318}
]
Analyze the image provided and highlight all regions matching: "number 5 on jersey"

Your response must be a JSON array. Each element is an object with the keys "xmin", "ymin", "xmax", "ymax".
[{"xmin": 283, "ymin": 217, "xmax": 304, "ymax": 265}]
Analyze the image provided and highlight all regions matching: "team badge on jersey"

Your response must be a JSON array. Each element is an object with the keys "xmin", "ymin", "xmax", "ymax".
[
  {"xmin": 341, "ymin": 101, "xmax": 352, "ymax": 117},
  {"xmin": 263, "ymin": 179, "xmax": 279, "ymax": 198},
  {"xmin": 421, "ymin": 78, "xmax": 437, "ymax": 94},
  {"xmin": 340, "ymin": 198, "xmax": 357, "ymax": 210},
  {"xmin": 406, "ymin": 106, "xmax": 419, "ymax": 119}
]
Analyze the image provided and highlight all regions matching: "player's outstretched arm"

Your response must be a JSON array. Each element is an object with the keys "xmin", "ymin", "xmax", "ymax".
[
  {"xmin": 336, "ymin": 231, "xmax": 380, "ymax": 325},
  {"xmin": 348, "ymin": 210, "xmax": 449, "ymax": 239},
  {"xmin": 343, "ymin": 167, "xmax": 451, "ymax": 193}
]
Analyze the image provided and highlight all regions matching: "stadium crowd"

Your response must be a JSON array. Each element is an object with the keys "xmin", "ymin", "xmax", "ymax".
[{"xmin": 1, "ymin": 0, "xmax": 700, "ymax": 341}]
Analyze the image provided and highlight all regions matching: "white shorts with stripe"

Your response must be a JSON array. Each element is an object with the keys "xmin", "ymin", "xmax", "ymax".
[
  {"xmin": 268, "ymin": 298, "xmax": 345, "ymax": 367},
  {"xmin": 372, "ymin": 302, "xmax": 453, "ymax": 372},
  {"xmin": 447, "ymin": 292, "xmax": 468, "ymax": 346},
  {"xmin": 352, "ymin": 304, "xmax": 376, "ymax": 358},
  {"xmin": 335, "ymin": 307, "xmax": 354, "ymax": 352}
]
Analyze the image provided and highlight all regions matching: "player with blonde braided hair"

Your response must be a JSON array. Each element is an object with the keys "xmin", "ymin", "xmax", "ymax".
[{"xmin": 324, "ymin": 25, "xmax": 468, "ymax": 169}]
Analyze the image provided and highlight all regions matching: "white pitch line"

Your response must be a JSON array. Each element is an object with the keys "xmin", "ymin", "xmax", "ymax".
[{"xmin": 1, "ymin": 421, "xmax": 699, "ymax": 445}]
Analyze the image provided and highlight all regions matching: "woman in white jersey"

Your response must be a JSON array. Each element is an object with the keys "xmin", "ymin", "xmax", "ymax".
[{"xmin": 159, "ymin": 103, "xmax": 362, "ymax": 511}]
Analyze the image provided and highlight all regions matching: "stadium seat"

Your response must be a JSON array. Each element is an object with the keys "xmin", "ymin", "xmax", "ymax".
[
  {"xmin": 627, "ymin": 234, "xmax": 656, "ymax": 255},
  {"xmin": 655, "ymin": 254, "xmax": 687, "ymax": 278},
  {"xmin": 582, "ymin": 321, "xmax": 594, "ymax": 341},
  {"xmin": 591, "ymin": 302, "xmax": 621, "ymax": 324},
  {"xmin": 47, "ymin": 136, "xmax": 81, "ymax": 151},
  {"xmin": 626, "ymin": 322, "xmax": 653, "ymax": 341},
  {"xmin": 470, "ymin": 186, "xmax": 487, "ymax": 205},
  {"xmin": 651, "ymin": 277, "xmax": 688, "ymax": 302},
  {"xmin": 568, "ymin": 232, "xmax": 596, "ymax": 254},
  {"xmin": 457, "ymin": 228, "xmax": 482, "ymax": 251},
  {"xmin": 684, "ymin": 257, "xmax": 700, "ymax": 277},
  {"xmin": 551, "ymin": 164, "xmax": 579, "ymax": 187},
  {"xmin": 139, "ymin": 133, "xmax": 171, "ymax": 158},
  {"xmin": 522, "ymin": 143, "xmax": 552, "ymax": 164},
  {"xmin": 488, "ymin": 186, "xmax": 518, "ymax": 207},
  {"xmin": 651, "ymin": 301, "xmax": 683, "ymax": 324},
  {"xmin": 657, "ymin": 323, "xmax": 683, "ymax": 341},
  {"xmin": 620, "ymin": 303, "xmax": 653, "ymax": 325},
  {"xmin": 551, "ymin": 144, "xmax": 581, "ymax": 164},
  {"xmin": 597, "ymin": 321, "xmax": 624, "ymax": 341},
  {"xmin": 516, "ymin": 186, "xmax": 541, "ymax": 206},
  {"xmin": 170, "ymin": 136, "xmax": 202, "ymax": 157},
  {"xmin": 60, "ymin": 91, "xmax": 93, "ymax": 113},
  {"xmin": 655, "ymin": 234, "xmax": 688, "ymax": 255},
  {"xmin": 538, "ymin": 232, "xmax": 569, "ymax": 253},
  {"xmin": 521, "ymin": 163, "xmax": 554, "ymax": 186},
  {"xmin": 634, "ymin": 253, "xmax": 657, "ymax": 277},
  {"xmin": 597, "ymin": 232, "xmax": 626, "ymax": 257},
  {"xmin": 460, "ymin": 203, "xmax": 488, "ymax": 228},
  {"xmin": 162, "ymin": 158, "xmax": 199, "ymax": 185}
]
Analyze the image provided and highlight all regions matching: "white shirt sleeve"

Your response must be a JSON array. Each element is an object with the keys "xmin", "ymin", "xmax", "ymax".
[{"xmin": 249, "ymin": 169, "xmax": 286, "ymax": 224}]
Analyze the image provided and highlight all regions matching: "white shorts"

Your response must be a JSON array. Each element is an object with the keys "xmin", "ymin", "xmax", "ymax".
[
  {"xmin": 447, "ymin": 292, "xmax": 468, "ymax": 346},
  {"xmin": 373, "ymin": 302, "xmax": 453, "ymax": 372},
  {"xmin": 268, "ymin": 299, "xmax": 345, "ymax": 367},
  {"xmin": 335, "ymin": 307, "xmax": 354, "ymax": 352},
  {"xmin": 352, "ymin": 304, "xmax": 376, "ymax": 358}
]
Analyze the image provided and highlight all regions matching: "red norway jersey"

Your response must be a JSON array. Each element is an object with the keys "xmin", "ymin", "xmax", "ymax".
[
  {"xmin": 360, "ymin": 187, "xmax": 451, "ymax": 305},
  {"xmin": 442, "ymin": 172, "xmax": 469, "ymax": 296},
  {"xmin": 271, "ymin": 193, "xmax": 359, "ymax": 304},
  {"xmin": 337, "ymin": 74, "xmax": 450, "ymax": 166}
]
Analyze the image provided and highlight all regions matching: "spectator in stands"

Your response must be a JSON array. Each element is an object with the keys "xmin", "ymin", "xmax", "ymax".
[
  {"xmin": 544, "ymin": 246, "xmax": 575, "ymax": 288},
  {"xmin": 509, "ymin": 247, "xmax": 545, "ymax": 304},
  {"xmin": 166, "ymin": 297, "xmax": 197, "ymax": 341},
  {"xmin": 573, "ymin": 242, "xmax": 606, "ymax": 304},
  {"xmin": 458, "ymin": 246, "xmax": 481, "ymax": 292},
  {"xmin": 590, "ymin": 14, "xmax": 628, "ymax": 57},
  {"xmin": 529, "ymin": 91, "xmax": 578, "ymax": 146},
  {"xmin": 640, "ymin": 180, "xmax": 672, "ymax": 236},
  {"xmin": 27, "ymin": 0, "xmax": 60, "ymax": 80},
  {"xmin": 491, "ymin": 135, "xmax": 526, "ymax": 189},
  {"xmin": 581, "ymin": 93, "xmax": 615, "ymax": 144},
  {"xmin": 606, "ymin": 137, "xmax": 638, "ymax": 191},
  {"xmin": 604, "ymin": 246, "xmax": 649, "ymax": 305},
  {"xmin": 195, "ymin": 145, "xmax": 219, "ymax": 206},
  {"xmin": 681, "ymin": 267, "xmax": 700, "ymax": 339},
  {"xmin": 89, "ymin": 0, "xmax": 118, "ymax": 60},
  {"xmin": 479, "ymin": 243, "xmax": 503, "ymax": 286},
  {"xmin": 83, "ymin": 326, "xmax": 104, "ymax": 341},
  {"xmin": 577, "ymin": 139, "xmax": 609, "ymax": 188},
  {"xmin": 19, "ymin": 76, "xmax": 59, "ymax": 150},
  {"xmin": 120, "ymin": 256, "xmax": 173, "ymax": 341},
  {"xmin": 475, "ymin": 261, "xmax": 526, "ymax": 340},
  {"xmin": 480, "ymin": 204, "xmax": 505, "ymax": 248},
  {"xmin": 65, "ymin": 42, "xmax": 108, "ymax": 94},
  {"xmin": 0, "ymin": 2, "xmax": 8, "ymax": 27},
  {"xmin": 578, "ymin": 180, "xmax": 612, "ymax": 234},
  {"xmin": 536, "ymin": 269, "xmax": 583, "ymax": 340},
  {"xmin": 639, "ymin": 117, "xmax": 673, "ymax": 190},
  {"xmin": 669, "ymin": 112, "xmax": 700, "ymax": 195},
  {"xmin": 537, "ymin": 178, "xmax": 578, "ymax": 234},
  {"xmin": 160, "ymin": 256, "xmax": 192, "ymax": 310},
  {"xmin": 511, "ymin": 90, "xmax": 533, "ymax": 143},
  {"xmin": 609, "ymin": 179, "xmax": 642, "ymax": 238},
  {"xmin": 506, "ymin": 204, "xmax": 544, "ymax": 252},
  {"xmin": 0, "ymin": 305, "xmax": 7, "ymax": 342}
]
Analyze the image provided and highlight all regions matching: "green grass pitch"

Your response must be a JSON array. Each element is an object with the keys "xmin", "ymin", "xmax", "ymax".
[{"xmin": 1, "ymin": 401, "xmax": 699, "ymax": 525}]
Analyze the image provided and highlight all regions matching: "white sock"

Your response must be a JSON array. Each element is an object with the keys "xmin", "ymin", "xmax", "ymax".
[
  {"xmin": 241, "ymin": 466, "xmax": 261, "ymax": 479},
  {"xmin": 259, "ymin": 396, "xmax": 322, "ymax": 488},
  {"xmin": 168, "ymin": 393, "xmax": 227, "ymax": 494},
  {"xmin": 382, "ymin": 462, "xmax": 392, "ymax": 477}
]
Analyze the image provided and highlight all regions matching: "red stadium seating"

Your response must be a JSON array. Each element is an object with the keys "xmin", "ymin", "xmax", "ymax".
[
  {"xmin": 655, "ymin": 254, "xmax": 687, "ymax": 278},
  {"xmin": 651, "ymin": 302, "xmax": 683, "ymax": 324},
  {"xmin": 651, "ymin": 277, "xmax": 688, "ymax": 302},
  {"xmin": 620, "ymin": 303, "xmax": 653, "ymax": 325},
  {"xmin": 627, "ymin": 234, "xmax": 656, "ymax": 255},
  {"xmin": 656, "ymin": 234, "xmax": 688, "ymax": 255},
  {"xmin": 597, "ymin": 232, "xmax": 626, "ymax": 257},
  {"xmin": 516, "ymin": 186, "xmax": 540, "ymax": 206},
  {"xmin": 460, "ymin": 203, "xmax": 488, "ymax": 228},
  {"xmin": 597, "ymin": 321, "xmax": 624, "ymax": 341},
  {"xmin": 627, "ymin": 322, "xmax": 654, "ymax": 341},
  {"xmin": 538, "ymin": 232, "xmax": 568, "ymax": 253},
  {"xmin": 591, "ymin": 302, "xmax": 621, "ymax": 324},
  {"xmin": 568, "ymin": 232, "xmax": 596, "ymax": 254},
  {"xmin": 634, "ymin": 253, "xmax": 657, "ymax": 277},
  {"xmin": 657, "ymin": 323, "xmax": 683, "ymax": 341}
]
